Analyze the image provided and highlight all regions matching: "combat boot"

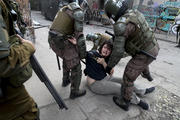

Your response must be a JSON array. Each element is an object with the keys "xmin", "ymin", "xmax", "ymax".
[
  {"xmin": 70, "ymin": 89, "xmax": 86, "ymax": 99},
  {"xmin": 113, "ymin": 96, "xmax": 130, "ymax": 111},
  {"xmin": 141, "ymin": 72, "xmax": 153, "ymax": 81}
]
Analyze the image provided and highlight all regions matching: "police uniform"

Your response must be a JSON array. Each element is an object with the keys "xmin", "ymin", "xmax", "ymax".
[
  {"xmin": 104, "ymin": 0, "xmax": 159, "ymax": 111},
  {"xmin": 109, "ymin": 9, "xmax": 159, "ymax": 101},
  {"xmin": 48, "ymin": 1, "xmax": 86, "ymax": 99},
  {"xmin": 0, "ymin": 0, "xmax": 39, "ymax": 119}
]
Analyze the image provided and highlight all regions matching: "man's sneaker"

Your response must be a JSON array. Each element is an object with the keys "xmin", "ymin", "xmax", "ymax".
[
  {"xmin": 141, "ymin": 72, "xmax": 153, "ymax": 81},
  {"xmin": 145, "ymin": 87, "xmax": 155, "ymax": 95},
  {"xmin": 62, "ymin": 79, "xmax": 70, "ymax": 87},
  {"xmin": 137, "ymin": 100, "xmax": 149, "ymax": 110},
  {"xmin": 70, "ymin": 89, "xmax": 86, "ymax": 99},
  {"xmin": 113, "ymin": 96, "xmax": 130, "ymax": 111}
]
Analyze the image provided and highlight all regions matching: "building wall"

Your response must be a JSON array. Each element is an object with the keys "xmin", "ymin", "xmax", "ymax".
[
  {"xmin": 15, "ymin": 0, "xmax": 31, "ymax": 25},
  {"xmin": 29, "ymin": 0, "xmax": 41, "ymax": 11},
  {"xmin": 87, "ymin": 0, "xmax": 174, "ymax": 9},
  {"xmin": 133, "ymin": 0, "xmax": 175, "ymax": 6}
]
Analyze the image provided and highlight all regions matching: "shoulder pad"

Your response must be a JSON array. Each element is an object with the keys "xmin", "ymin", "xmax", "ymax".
[
  {"xmin": 73, "ymin": 9, "xmax": 84, "ymax": 22},
  {"xmin": 125, "ymin": 10, "xmax": 139, "ymax": 24},
  {"xmin": 113, "ymin": 22, "xmax": 126, "ymax": 36},
  {"xmin": 68, "ymin": 2, "xmax": 82, "ymax": 11},
  {"xmin": 116, "ymin": 16, "xmax": 128, "ymax": 24}
]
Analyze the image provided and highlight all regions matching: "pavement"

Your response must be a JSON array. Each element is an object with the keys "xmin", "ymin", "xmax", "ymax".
[{"xmin": 25, "ymin": 11, "xmax": 180, "ymax": 120}]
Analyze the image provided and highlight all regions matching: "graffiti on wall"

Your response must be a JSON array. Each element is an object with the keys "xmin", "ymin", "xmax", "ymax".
[
  {"xmin": 83, "ymin": 0, "xmax": 110, "ymax": 25},
  {"xmin": 135, "ymin": 1, "xmax": 180, "ymax": 33}
]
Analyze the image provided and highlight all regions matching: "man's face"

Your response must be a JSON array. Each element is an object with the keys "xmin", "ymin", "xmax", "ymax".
[{"xmin": 101, "ymin": 44, "xmax": 111, "ymax": 57}]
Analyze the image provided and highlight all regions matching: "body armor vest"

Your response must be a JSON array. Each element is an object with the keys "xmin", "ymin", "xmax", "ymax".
[
  {"xmin": 122, "ymin": 10, "xmax": 158, "ymax": 55},
  {"xmin": 50, "ymin": 6, "xmax": 74, "ymax": 35}
]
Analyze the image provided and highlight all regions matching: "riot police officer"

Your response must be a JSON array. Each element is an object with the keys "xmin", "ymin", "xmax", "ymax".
[
  {"xmin": 0, "ymin": 0, "xmax": 39, "ymax": 119},
  {"xmin": 104, "ymin": 0, "xmax": 159, "ymax": 111},
  {"xmin": 48, "ymin": 0, "xmax": 86, "ymax": 99}
]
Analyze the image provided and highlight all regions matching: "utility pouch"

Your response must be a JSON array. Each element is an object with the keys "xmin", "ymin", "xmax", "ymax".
[
  {"xmin": 63, "ymin": 44, "xmax": 79, "ymax": 69},
  {"xmin": 8, "ymin": 63, "xmax": 32, "ymax": 87},
  {"xmin": 48, "ymin": 30, "xmax": 64, "ymax": 49}
]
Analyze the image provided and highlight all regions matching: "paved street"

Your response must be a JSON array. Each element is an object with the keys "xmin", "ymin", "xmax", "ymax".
[{"xmin": 25, "ymin": 11, "xmax": 180, "ymax": 120}]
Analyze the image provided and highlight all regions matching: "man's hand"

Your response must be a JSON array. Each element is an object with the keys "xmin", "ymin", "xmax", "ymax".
[
  {"xmin": 16, "ymin": 34, "xmax": 35, "ymax": 50},
  {"xmin": 97, "ymin": 58, "xmax": 107, "ymax": 69},
  {"xmin": 68, "ymin": 37, "xmax": 77, "ymax": 45}
]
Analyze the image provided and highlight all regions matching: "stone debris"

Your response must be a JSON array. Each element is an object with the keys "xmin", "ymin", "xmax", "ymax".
[{"xmin": 127, "ymin": 87, "xmax": 180, "ymax": 120}]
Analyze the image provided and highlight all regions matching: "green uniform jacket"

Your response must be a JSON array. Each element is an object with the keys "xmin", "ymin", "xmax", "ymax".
[{"xmin": 0, "ymin": 0, "xmax": 36, "ymax": 119}]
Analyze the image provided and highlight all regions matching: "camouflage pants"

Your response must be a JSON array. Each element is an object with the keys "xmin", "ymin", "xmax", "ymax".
[
  {"xmin": 63, "ymin": 60, "xmax": 82, "ymax": 91},
  {"xmin": 13, "ymin": 103, "xmax": 40, "ymax": 120},
  {"xmin": 62, "ymin": 60, "xmax": 70, "ymax": 82},
  {"xmin": 121, "ymin": 54, "xmax": 154, "ymax": 101}
]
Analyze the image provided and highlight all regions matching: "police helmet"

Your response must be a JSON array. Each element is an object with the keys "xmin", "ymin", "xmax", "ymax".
[{"xmin": 104, "ymin": 0, "xmax": 128, "ymax": 22}]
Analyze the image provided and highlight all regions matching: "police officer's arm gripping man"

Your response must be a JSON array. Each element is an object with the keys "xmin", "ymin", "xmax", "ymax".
[
  {"xmin": 106, "ymin": 22, "xmax": 126, "ymax": 73},
  {"xmin": 104, "ymin": 0, "xmax": 129, "ymax": 74}
]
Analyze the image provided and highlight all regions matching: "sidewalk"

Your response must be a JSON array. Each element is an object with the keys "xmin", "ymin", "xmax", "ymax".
[
  {"xmin": 155, "ymin": 33, "xmax": 177, "ymax": 43},
  {"xmin": 25, "ymin": 11, "xmax": 180, "ymax": 120}
]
